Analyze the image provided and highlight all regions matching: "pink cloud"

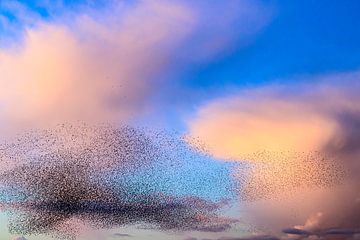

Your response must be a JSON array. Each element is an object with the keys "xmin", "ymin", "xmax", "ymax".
[
  {"xmin": 186, "ymin": 71, "xmax": 360, "ymax": 231},
  {"xmin": 187, "ymin": 71, "xmax": 360, "ymax": 161},
  {"xmin": 0, "ymin": 0, "xmax": 271, "ymax": 137},
  {"xmin": 0, "ymin": 0, "xmax": 195, "ymax": 136}
]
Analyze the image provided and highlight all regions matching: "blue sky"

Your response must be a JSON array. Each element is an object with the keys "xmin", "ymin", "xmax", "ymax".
[{"xmin": 184, "ymin": 0, "xmax": 360, "ymax": 88}]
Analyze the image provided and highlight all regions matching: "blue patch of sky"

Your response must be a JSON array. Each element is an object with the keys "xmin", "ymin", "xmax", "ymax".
[
  {"xmin": 0, "ymin": 0, "xmax": 112, "ymax": 47},
  {"xmin": 181, "ymin": 0, "xmax": 360, "ymax": 91}
]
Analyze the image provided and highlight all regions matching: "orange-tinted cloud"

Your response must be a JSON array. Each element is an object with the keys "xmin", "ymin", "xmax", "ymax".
[
  {"xmin": 187, "ymin": 92, "xmax": 337, "ymax": 160},
  {"xmin": 0, "ymin": 0, "xmax": 195, "ymax": 136},
  {"xmin": 0, "ymin": 0, "xmax": 271, "ymax": 138},
  {"xmin": 186, "ymin": 82, "xmax": 348, "ymax": 198},
  {"xmin": 187, "ymin": 72, "xmax": 360, "ymax": 161},
  {"xmin": 187, "ymin": 71, "xmax": 360, "ymax": 231}
]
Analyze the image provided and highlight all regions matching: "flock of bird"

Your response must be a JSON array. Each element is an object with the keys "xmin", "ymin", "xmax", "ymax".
[
  {"xmin": 0, "ymin": 124, "xmax": 345, "ymax": 239},
  {"xmin": 0, "ymin": 124, "xmax": 233, "ymax": 239}
]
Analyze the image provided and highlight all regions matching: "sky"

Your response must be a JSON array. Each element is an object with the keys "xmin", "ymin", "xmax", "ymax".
[{"xmin": 1, "ymin": 1, "xmax": 360, "ymax": 240}]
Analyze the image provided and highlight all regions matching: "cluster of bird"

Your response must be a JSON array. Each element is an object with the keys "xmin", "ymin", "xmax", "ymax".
[
  {"xmin": 0, "ymin": 124, "xmax": 232, "ymax": 239},
  {"xmin": 234, "ymin": 150, "xmax": 345, "ymax": 201},
  {"xmin": 0, "ymin": 124, "xmax": 347, "ymax": 239}
]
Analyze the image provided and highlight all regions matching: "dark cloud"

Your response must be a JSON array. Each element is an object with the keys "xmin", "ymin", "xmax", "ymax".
[
  {"xmin": 282, "ymin": 228, "xmax": 311, "ymax": 236},
  {"xmin": 217, "ymin": 235, "xmax": 280, "ymax": 240},
  {"xmin": 185, "ymin": 229, "xmax": 360, "ymax": 240},
  {"xmin": 325, "ymin": 228, "xmax": 360, "ymax": 235},
  {"xmin": 0, "ymin": 125, "xmax": 233, "ymax": 239},
  {"xmin": 282, "ymin": 227, "xmax": 360, "ymax": 240},
  {"xmin": 197, "ymin": 223, "xmax": 233, "ymax": 232}
]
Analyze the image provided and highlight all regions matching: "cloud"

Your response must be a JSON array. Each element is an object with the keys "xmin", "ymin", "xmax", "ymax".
[
  {"xmin": 196, "ymin": 223, "xmax": 233, "ymax": 233},
  {"xmin": 294, "ymin": 212, "xmax": 324, "ymax": 231},
  {"xmin": 0, "ymin": 0, "xmax": 271, "ymax": 138},
  {"xmin": 12, "ymin": 237, "xmax": 28, "ymax": 240},
  {"xmin": 282, "ymin": 225, "xmax": 360, "ymax": 239},
  {"xmin": 187, "ymin": 75, "xmax": 357, "ymax": 200},
  {"xmin": 182, "ymin": 236, "xmax": 281, "ymax": 240},
  {"xmin": 187, "ymin": 86, "xmax": 340, "ymax": 160},
  {"xmin": 187, "ymin": 70, "xmax": 360, "ymax": 160},
  {"xmin": 282, "ymin": 228, "xmax": 311, "ymax": 236},
  {"xmin": 0, "ymin": 0, "xmax": 196, "ymax": 136},
  {"xmin": 113, "ymin": 233, "xmax": 132, "ymax": 238},
  {"xmin": 187, "ymin": 70, "xmax": 360, "ymax": 231},
  {"xmin": 186, "ymin": 229, "xmax": 360, "ymax": 240},
  {"xmin": 325, "ymin": 229, "xmax": 360, "ymax": 235}
]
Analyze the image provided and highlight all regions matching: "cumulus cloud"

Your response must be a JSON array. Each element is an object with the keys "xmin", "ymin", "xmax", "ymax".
[
  {"xmin": 0, "ymin": 0, "xmax": 271, "ymax": 137},
  {"xmin": 187, "ymin": 70, "xmax": 360, "ymax": 231},
  {"xmin": 187, "ymin": 71, "xmax": 360, "ymax": 158},
  {"xmin": 0, "ymin": 0, "xmax": 195, "ymax": 136},
  {"xmin": 188, "ymin": 84, "xmax": 347, "ymax": 160}
]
